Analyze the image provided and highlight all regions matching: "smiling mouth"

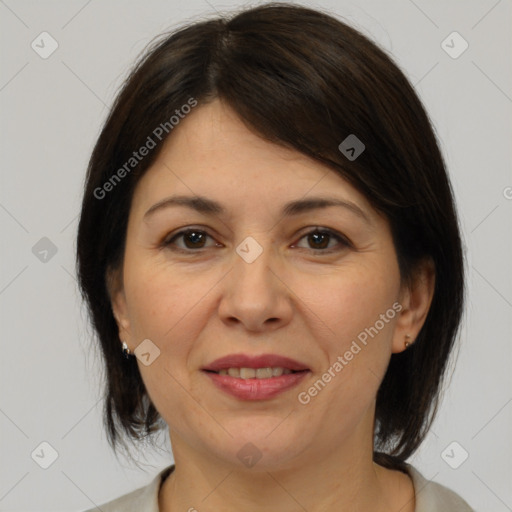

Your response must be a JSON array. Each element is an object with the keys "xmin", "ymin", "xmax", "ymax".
[{"xmin": 204, "ymin": 367, "xmax": 306, "ymax": 379}]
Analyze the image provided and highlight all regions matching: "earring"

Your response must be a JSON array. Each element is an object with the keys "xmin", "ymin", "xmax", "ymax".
[
  {"xmin": 121, "ymin": 341, "xmax": 133, "ymax": 359},
  {"xmin": 404, "ymin": 334, "xmax": 412, "ymax": 349}
]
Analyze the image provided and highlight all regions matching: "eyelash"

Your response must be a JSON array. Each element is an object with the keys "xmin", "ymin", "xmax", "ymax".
[{"xmin": 161, "ymin": 227, "xmax": 352, "ymax": 255}]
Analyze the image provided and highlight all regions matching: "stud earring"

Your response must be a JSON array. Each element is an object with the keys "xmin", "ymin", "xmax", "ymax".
[
  {"xmin": 121, "ymin": 341, "xmax": 133, "ymax": 359},
  {"xmin": 404, "ymin": 334, "xmax": 412, "ymax": 349}
]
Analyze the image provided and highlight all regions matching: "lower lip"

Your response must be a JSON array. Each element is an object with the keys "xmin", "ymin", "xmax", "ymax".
[{"xmin": 203, "ymin": 370, "xmax": 309, "ymax": 400}]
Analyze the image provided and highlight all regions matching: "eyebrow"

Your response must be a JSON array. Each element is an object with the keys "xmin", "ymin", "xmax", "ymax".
[{"xmin": 143, "ymin": 194, "xmax": 371, "ymax": 223}]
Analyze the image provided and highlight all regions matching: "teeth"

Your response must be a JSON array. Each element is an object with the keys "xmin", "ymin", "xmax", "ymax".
[
  {"xmin": 217, "ymin": 367, "xmax": 295, "ymax": 379},
  {"xmin": 240, "ymin": 368, "xmax": 256, "ymax": 379},
  {"xmin": 256, "ymin": 367, "xmax": 273, "ymax": 379}
]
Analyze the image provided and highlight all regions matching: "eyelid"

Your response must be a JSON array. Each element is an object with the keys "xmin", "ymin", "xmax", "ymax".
[
  {"xmin": 162, "ymin": 226, "xmax": 353, "ymax": 253},
  {"xmin": 293, "ymin": 227, "xmax": 353, "ymax": 251},
  {"xmin": 162, "ymin": 226, "xmax": 220, "ymax": 250}
]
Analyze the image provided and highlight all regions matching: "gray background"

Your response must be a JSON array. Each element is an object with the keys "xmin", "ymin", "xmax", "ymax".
[{"xmin": 1, "ymin": 0, "xmax": 511, "ymax": 511}]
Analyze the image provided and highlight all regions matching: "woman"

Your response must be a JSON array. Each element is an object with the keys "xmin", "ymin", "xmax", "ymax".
[{"xmin": 77, "ymin": 3, "xmax": 473, "ymax": 510}]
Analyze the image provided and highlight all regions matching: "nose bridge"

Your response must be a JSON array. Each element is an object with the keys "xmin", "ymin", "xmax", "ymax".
[
  {"xmin": 218, "ymin": 234, "xmax": 290, "ymax": 329},
  {"xmin": 232, "ymin": 234, "xmax": 277, "ymax": 296}
]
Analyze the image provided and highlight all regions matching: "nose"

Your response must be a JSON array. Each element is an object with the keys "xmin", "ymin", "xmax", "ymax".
[{"xmin": 217, "ymin": 238, "xmax": 293, "ymax": 333}]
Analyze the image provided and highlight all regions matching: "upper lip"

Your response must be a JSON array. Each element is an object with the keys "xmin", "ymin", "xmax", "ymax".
[{"xmin": 202, "ymin": 353, "xmax": 310, "ymax": 372}]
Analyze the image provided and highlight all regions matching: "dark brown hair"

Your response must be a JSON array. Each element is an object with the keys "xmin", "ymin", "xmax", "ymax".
[{"xmin": 76, "ymin": 2, "xmax": 464, "ymax": 470}]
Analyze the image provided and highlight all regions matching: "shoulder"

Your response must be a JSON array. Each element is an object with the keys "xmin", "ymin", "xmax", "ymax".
[
  {"xmin": 82, "ymin": 465, "xmax": 174, "ymax": 512},
  {"xmin": 83, "ymin": 485, "xmax": 152, "ymax": 512},
  {"xmin": 405, "ymin": 464, "xmax": 474, "ymax": 512}
]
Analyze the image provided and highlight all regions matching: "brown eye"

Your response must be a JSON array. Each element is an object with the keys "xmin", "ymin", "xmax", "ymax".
[
  {"xmin": 307, "ymin": 232, "xmax": 330, "ymax": 249},
  {"xmin": 293, "ymin": 228, "xmax": 351, "ymax": 253},
  {"xmin": 181, "ymin": 230, "xmax": 207, "ymax": 249},
  {"xmin": 163, "ymin": 227, "xmax": 350, "ymax": 254},
  {"xmin": 164, "ymin": 229, "xmax": 219, "ymax": 251}
]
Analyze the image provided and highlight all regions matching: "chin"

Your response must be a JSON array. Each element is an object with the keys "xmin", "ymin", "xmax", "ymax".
[{"xmin": 207, "ymin": 425, "xmax": 309, "ymax": 471}]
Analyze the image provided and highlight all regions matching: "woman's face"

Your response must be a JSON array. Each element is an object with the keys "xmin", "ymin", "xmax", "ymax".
[{"xmin": 112, "ymin": 99, "xmax": 417, "ymax": 470}]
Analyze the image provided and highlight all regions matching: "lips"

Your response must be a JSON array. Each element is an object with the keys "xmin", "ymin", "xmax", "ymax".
[
  {"xmin": 202, "ymin": 353, "xmax": 310, "ymax": 401},
  {"xmin": 202, "ymin": 353, "xmax": 310, "ymax": 372}
]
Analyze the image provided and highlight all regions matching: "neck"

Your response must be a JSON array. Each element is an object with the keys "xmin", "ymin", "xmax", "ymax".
[{"xmin": 158, "ymin": 424, "xmax": 415, "ymax": 512}]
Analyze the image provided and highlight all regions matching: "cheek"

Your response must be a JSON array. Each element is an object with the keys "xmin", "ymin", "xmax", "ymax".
[
  {"xmin": 299, "ymin": 260, "xmax": 400, "ymax": 346},
  {"xmin": 123, "ymin": 259, "xmax": 222, "ymax": 408},
  {"xmin": 124, "ymin": 258, "xmax": 213, "ymax": 342},
  {"xmin": 124, "ymin": 262, "xmax": 212, "ymax": 431},
  {"xmin": 295, "ymin": 260, "xmax": 400, "ymax": 407}
]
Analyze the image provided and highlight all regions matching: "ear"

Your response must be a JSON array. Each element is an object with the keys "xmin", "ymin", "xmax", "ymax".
[
  {"xmin": 106, "ymin": 266, "xmax": 133, "ymax": 350},
  {"xmin": 392, "ymin": 258, "xmax": 435, "ymax": 354}
]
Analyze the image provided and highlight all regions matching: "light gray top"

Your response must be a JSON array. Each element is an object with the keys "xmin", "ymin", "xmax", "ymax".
[{"xmin": 84, "ymin": 463, "xmax": 474, "ymax": 511}]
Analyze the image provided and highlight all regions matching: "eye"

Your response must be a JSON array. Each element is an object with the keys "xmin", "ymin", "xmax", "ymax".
[
  {"xmin": 163, "ymin": 228, "xmax": 220, "ymax": 251},
  {"xmin": 162, "ymin": 227, "xmax": 351, "ymax": 254},
  {"xmin": 292, "ymin": 228, "xmax": 351, "ymax": 253}
]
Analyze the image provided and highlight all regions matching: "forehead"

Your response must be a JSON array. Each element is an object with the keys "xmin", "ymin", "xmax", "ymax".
[{"xmin": 130, "ymin": 99, "xmax": 375, "ymax": 219}]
